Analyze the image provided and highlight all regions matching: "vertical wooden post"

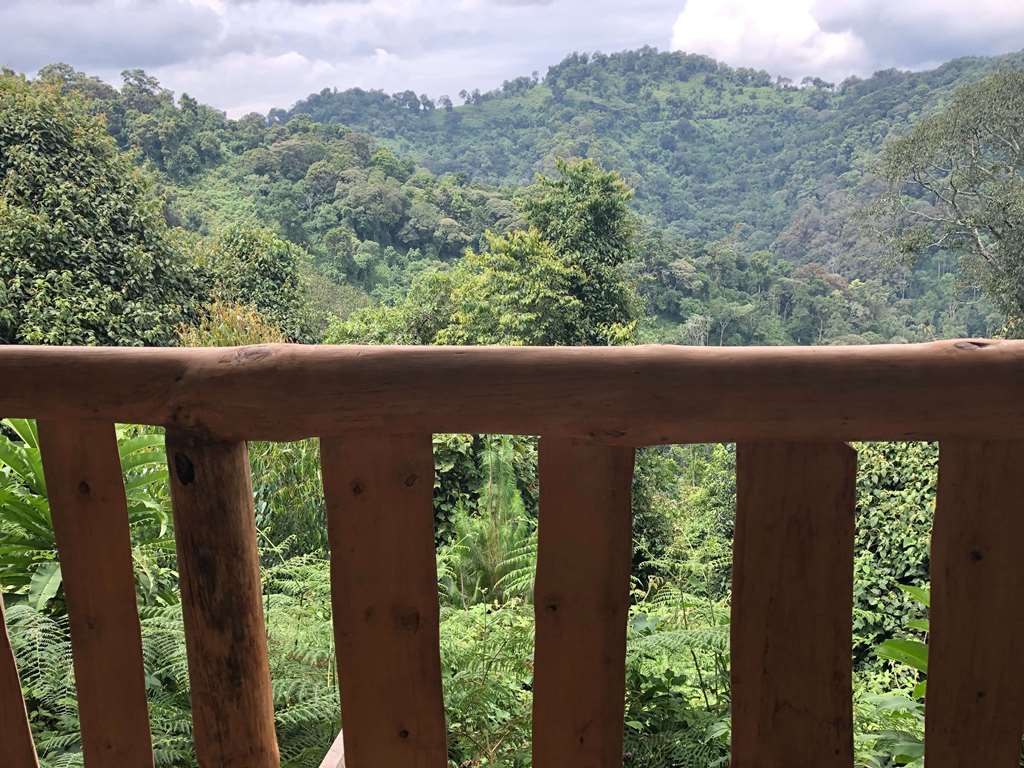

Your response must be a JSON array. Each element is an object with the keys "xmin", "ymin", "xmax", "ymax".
[
  {"xmin": 532, "ymin": 438, "xmax": 635, "ymax": 768},
  {"xmin": 37, "ymin": 420, "xmax": 154, "ymax": 767},
  {"xmin": 320, "ymin": 434, "xmax": 447, "ymax": 768},
  {"xmin": 926, "ymin": 440, "xmax": 1024, "ymax": 766},
  {"xmin": 1, "ymin": 591, "xmax": 39, "ymax": 768},
  {"xmin": 731, "ymin": 442, "xmax": 856, "ymax": 767},
  {"xmin": 165, "ymin": 430, "xmax": 279, "ymax": 768}
]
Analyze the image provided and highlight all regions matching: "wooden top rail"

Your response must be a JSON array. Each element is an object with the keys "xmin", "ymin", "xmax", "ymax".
[
  {"xmin": 1, "ymin": 338, "xmax": 1022, "ymax": 444},
  {"xmin": 3, "ymin": 338, "xmax": 1024, "ymax": 767}
]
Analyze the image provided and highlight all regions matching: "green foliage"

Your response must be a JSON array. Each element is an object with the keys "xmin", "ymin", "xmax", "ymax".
[
  {"xmin": 250, "ymin": 440, "xmax": 326, "ymax": 560},
  {"xmin": 440, "ymin": 602, "xmax": 535, "ymax": 767},
  {"xmin": 0, "ymin": 419, "xmax": 175, "ymax": 608},
  {"xmin": 625, "ymin": 586, "xmax": 731, "ymax": 768},
  {"xmin": 520, "ymin": 158, "xmax": 641, "ymax": 342},
  {"xmin": 6, "ymin": 45, "xmax": 1024, "ymax": 768},
  {"xmin": 0, "ymin": 73, "xmax": 197, "ymax": 345},
  {"xmin": 290, "ymin": 47, "xmax": 1021, "ymax": 254},
  {"xmin": 854, "ymin": 587, "xmax": 929, "ymax": 767},
  {"xmin": 8, "ymin": 557, "xmax": 343, "ymax": 768},
  {"xmin": 193, "ymin": 224, "xmax": 316, "ymax": 342},
  {"xmin": 436, "ymin": 229, "xmax": 591, "ymax": 345},
  {"xmin": 438, "ymin": 437, "xmax": 536, "ymax": 607},
  {"xmin": 879, "ymin": 70, "xmax": 1024, "ymax": 333},
  {"xmin": 329, "ymin": 159, "xmax": 640, "ymax": 346},
  {"xmin": 852, "ymin": 443, "xmax": 937, "ymax": 662}
]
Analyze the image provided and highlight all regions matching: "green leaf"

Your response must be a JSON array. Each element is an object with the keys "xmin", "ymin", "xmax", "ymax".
[
  {"xmin": 3, "ymin": 419, "xmax": 38, "ymax": 451},
  {"xmin": 28, "ymin": 561, "xmax": 62, "ymax": 610},
  {"xmin": 877, "ymin": 638, "xmax": 929, "ymax": 674},
  {"xmin": 897, "ymin": 584, "xmax": 930, "ymax": 608}
]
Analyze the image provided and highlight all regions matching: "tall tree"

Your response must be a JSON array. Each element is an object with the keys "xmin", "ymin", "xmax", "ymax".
[
  {"xmin": 522, "ymin": 158, "xmax": 639, "ymax": 342},
  {"xmin": 0, "ymin": 73, "xmax": 196, "ymax": 345},
  {"xmin": 879, "ymin": 71, "xmax": 1024, "ymax": 334},
  {"xmin": 195, "ymin": 223, "xmax": 315, "ymax": 342}
]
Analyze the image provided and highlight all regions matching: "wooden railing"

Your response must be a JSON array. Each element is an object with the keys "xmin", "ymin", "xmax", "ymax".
[{"xmin": 1, "ymin": 339, "xmax": 1023, "ymax": 767}]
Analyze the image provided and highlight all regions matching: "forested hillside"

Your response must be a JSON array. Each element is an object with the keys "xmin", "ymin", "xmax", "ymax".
[
  {"xmin": 8, "ymin": 50, "xmax": 1015, "ymax": 348},
  {"xmin": 289, "ymin": 48, "xmax": 1022, "ymax": 252}
]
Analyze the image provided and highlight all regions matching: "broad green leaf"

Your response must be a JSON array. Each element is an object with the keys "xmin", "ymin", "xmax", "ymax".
[
  {"xmin": 3, "ymin": 419, "xmax": 39, "ymax": 451},
  {"xmin": 897, "ymin": 584, "xmax": 930, "ymax": 608},
  {"xmin": 877, "ymin": 638, "xmax": 929, "ymax": 674},
  {"xmin": 28, "ymin": 560, "xmax": 62, "ymax": 610}
]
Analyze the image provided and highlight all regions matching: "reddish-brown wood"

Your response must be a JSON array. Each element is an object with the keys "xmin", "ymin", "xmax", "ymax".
[
  {"xmin": 926, "ymin": 441, "xmax": 1024, "ymax": 766},
  {"xmin": 1, "ymin": 591, "xmax": 39, "ymax": 768},
  {"xmin": 37, "ymin": 420, "xmax": 153, "ymax": 767},
  {"xmin": 0, "ymin": 340, "xmax": 1021, "ymax": 443},
  {"xmin": 732, "ymin": 442, "xmax": 856, "ymax": 767},
  {"xmin": 321, "ymin": 434, "xmax": 446, "ymax": 768},
  {"xmin": 165, "ymin": 431, "xmax": 279, "ymax": 768},
  {"xmin": 532, "ymin": 438, "xmax": 635, "ymax": 768}
]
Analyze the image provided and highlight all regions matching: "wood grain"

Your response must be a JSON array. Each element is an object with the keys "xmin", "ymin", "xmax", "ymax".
[
  {"xmin": 321, "ymin": 434, "xmax": 446, "ymax": 768},
  {"xmin": 0, "ymin": 591, "xmax": 39, "ymax": 768},
  {"xmin": 532, "ymin": 438, "xmax": 635, "ymax": 768},
  {"xmin": 37, "ymin": 420, "xmax": 153, "ymax": 767},
  {"xmin": 165, "ymin": 431, "xmax": 279, "ymax": 768},
  {"xmin": 0, "ymin": 340, "xmax": 1021, "ymax": 443},
  {"xmin": 926, "ymin": 440, "xmax": 1024, "ymax": 766},
  {"xmin": 731, "ymin": 442, "xmax": 856, "ymax": 767}
]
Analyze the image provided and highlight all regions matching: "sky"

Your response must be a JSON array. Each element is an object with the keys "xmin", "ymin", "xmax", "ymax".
[{"xmin": 2, "ymin": 0, "xmax": 1023, "ymax": 117}]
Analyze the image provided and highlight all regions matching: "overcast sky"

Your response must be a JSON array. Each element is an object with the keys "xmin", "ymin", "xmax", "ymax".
[{"xmin": 2, "ymin": 0, "xmax": 1023, "ymax": 117}]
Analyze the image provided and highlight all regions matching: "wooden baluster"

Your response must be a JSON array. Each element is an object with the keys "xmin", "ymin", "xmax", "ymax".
[
  {"xmin": 731, "ymin": 442, "xmax": 856, "ymax": 767},
  {"xmin": 926, "ymin": 440, "xmax": 1024, "ymax": 766},
  {"xmin": 165, "ymin": 431, "xmax": 279, "ymax": 768},
  {"xmin": 532, "ymin": 438, "xmax": 635, "ymax": 768},
  {"xmin": 37, "ymin": 421, "xmax": 153, "ymax": 767},
  {"xmin": 320, "ymin": 434, "xmax": 446, "ymax": 768},
  {"xmin": 1, "ymin": 591, "xmax": 39, "ymax": 768}
]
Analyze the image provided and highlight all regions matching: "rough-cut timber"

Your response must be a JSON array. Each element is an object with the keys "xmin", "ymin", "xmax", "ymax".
[
  {"xmin": 532, "ymin": 438, "xmax": 635, "ymax": 768},
  {"xmin": 927, "ymin": 441, "xmax": 1024, "ymax": 766},
  {"xmin": 165, "ymin": 431, "xmax": 279, "ymax": 768},
  {"xmin": 732, "ymin": 442, "xmax": 856, "ymax": 768},
  {"xmin": 37, "ymin": 420, "xmax": 154, "ymax": 767},
  {"xmin": 1, "ymin": 591, "xmax": 39, "ymax": 768},
  {"xmin": 0, "ymin": 340, "xmax": 1022, "ymax": 443},
  {"xmin": 321, "ymin": 434, "xmax": 447, "ymax": 768}
]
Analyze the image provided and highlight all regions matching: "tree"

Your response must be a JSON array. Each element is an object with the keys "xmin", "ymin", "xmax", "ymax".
[
  {"xmin": 879, "ymin": 71, "xmax": 1024, "ymax": 334},
  {"xmin": 521, "ymin": 158, "xmax": 640, "ymax": 342},
  {"xmin": 194, "ymin": 224, "xmax": 315, "ymax": 342},
  {"xmin": 436, "ymin": 229, "xmax": 587, "ymax": 345},
  {"xmin": 0, "ymin": 73, "xmax": 197, "ymax": 345},
  {"xmin": 329, "ymin": 159, "xmax": 640, "ymax": 346}
]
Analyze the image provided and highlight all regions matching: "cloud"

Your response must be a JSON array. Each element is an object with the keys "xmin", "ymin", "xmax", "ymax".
[
  {"xmin": 671, "ymin": 0, "xmax": 1024, "ymax": 83},
  {"xmin": 0, "ymin": 0, "xmax": 223, "ymax": 72},
  {"xmin": 672, "ymin": 0, "xmax": 866, "ymax": 82},
  {"xmin": 1, "ymin": 0, "xmax": 1022, "ymax": 118}
]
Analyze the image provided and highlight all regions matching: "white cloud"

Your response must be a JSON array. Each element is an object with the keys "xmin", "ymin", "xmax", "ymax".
[
  {"xmin": 672, "ymin": 0, "xmax": 866, "ymax": 82},
  {"xmin": 672, "ymin": 0, "xmax": 1024, "ymax": 84},
  {"xmin": 2, "ymin": 0, "xmax": 1023, "ymax": 117}
]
